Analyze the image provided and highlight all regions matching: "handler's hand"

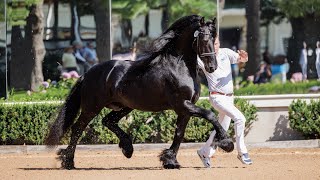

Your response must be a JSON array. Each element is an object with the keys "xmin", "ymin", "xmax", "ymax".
[{"xmin": 237, "ymin": 50, "xmax": 248, "ymax": 62}]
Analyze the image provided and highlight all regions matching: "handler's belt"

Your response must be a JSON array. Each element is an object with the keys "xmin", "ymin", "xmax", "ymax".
[{"xmin": 210, "ymin": 91, "xmax": 234, "ymax": 96}]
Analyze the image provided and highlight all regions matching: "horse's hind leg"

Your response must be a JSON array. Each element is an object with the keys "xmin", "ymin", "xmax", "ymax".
[
  {"xmin": 160, "ymin": 114, "xmax": 189, "ymax": 169},
  {"xmin": 102, "ymin": 107, "xmax": 133, "ymax": 158},
  {"xmin": 58, "ymin": 111, "xmax": 97, "ymax": 169}
]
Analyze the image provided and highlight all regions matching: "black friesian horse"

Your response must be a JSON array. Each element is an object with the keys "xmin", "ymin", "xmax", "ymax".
[{"xmin": 46, "ymin": 15, "xmax": 234, "ymax": 169}]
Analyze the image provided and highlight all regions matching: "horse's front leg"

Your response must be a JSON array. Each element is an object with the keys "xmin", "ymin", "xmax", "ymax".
[
  {"xmin": 159, "ymin": 114, "xmax": 189, "ymax": 169},
  {"xmin": 184, "ymin": 100, "xmax": 234, "ymax": 152}
]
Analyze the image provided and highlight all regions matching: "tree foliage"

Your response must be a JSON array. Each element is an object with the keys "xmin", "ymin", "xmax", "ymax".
[
  {"xmin": 274, "ymin": 0, "xmax": 320, "ymax": 18},
  {"xmin": 64, "ymin": 0, "xmax": 149, "ymax": 20},
  {"xmin": 7, "ymin": 0, "xmax": 41, "ymax": 26},
  {"xmin": 261, "ymin": 0, "xmax": 320, "ymax": 26},
  {"xmin": 0, "ymin": 1, "xmax": 5, "ymax": 22},
  {"xmin": 112, "ymin": 0, "xmax": 149, "ymax": 19},
  {"xmin": 261, "ymin": 0, "xmax": 320, "ymax": 25},
  {"xmin": 169, "ymin": 0, "xmax": 217, "ymax": 24},
  {"xmin": 68, "ymin": 0, "xmax": 217, "ymax": 23},
  {"xmin": 260, "ymin": 0, "xmax": 285, "ymax": 26},
  {"xmin": 111, "ymin": 0, "xmax": 217, "ymax": 33}
]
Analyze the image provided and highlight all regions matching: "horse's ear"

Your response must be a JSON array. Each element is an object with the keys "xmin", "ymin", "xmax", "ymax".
[
  {"xmin": 212, "ymin": 17, "xmax": 217, "ymax": 25},
  {"xmin": 200, "ymin": 17, "xmax": 205, "ymax": 26}
]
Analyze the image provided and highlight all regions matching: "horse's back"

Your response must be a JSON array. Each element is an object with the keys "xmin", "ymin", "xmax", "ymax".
[{"xmin": 79, "ymin": 60, "xmax": 134, "ymax": 108}]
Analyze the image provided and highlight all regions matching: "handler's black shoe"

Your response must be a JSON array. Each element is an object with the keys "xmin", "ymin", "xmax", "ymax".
[
  {"xmin": 237, "ymin": 153, "xmax": 253, "ymax": 165},
  {"xmin": 197, "ymin": 150, "xmax": 211, "ymax": 168}
]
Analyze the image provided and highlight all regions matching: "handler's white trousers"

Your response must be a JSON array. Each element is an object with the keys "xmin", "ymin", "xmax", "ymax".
[{"xmin": 200, "ymin": 94, "xmax": 248, "ymax": 157}]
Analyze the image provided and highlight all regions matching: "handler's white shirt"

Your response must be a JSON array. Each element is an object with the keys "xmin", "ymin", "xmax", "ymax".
[{"xmin": 198, "ymin": 48, "xmax": 239, "ymax": 94}]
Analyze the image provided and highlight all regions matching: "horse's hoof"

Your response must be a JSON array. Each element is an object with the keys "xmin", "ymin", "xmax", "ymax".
[
  {"xmin": 217, "ymin": 139, "xmax": 234, "ymax": 152},
  {"xmin": 57, "ymin": 148, "xmax": 75, "ymax": 170},
  {"xmin": 163, "ymin": 163, "xmax": 181, "ymax": 169},
  {"xmin": 61, "ymin": 160, "xmax": 75, "ymax": 170},
  {"xmin": 121, "ymin": 148, "xmax": 133, "ymax": 158},
  {"xmin": 119, "ymin": 138, "xmax": 134, "ymax": 158},
  {"xmin": 159, "ymin": 149, "xmax": 180, "ymax": 169}
]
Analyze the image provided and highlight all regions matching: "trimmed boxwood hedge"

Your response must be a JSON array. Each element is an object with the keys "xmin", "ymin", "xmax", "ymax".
[
  {"xmin": 4, "ymin": 80, "xmax": 320, "ymax": 103},
  {"xmin": 0, "ymin": 98, "xmax": 257, "ymax": 145},
  {"xmin": 289, "ymin": 99, "xmax": 320, "ymax": 139}
]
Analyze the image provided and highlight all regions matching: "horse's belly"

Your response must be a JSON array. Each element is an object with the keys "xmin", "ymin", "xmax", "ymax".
[
  {"xmin": 120, "ymin": 93, "xmax": 170, "ymax": 112},
  {"xmin": 134, "ymin": 105, "xmax": 169, "ymax": 112}
]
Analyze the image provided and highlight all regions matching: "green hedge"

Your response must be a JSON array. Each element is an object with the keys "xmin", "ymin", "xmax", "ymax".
[
  {"xmin": 0, "ymin": 103, "xmax": 56, "ymax": 144},
  {"xmin": 4, "ymin": 80, "xmax": 320, "ymax": 103},
  {"xmin": 289, "ymin": 99, "xmax": 320, "ymax": 139},
  {"xmin": 0, "ymin": 99, "xmax": 257, "ymax": 145},
  {"xmin": 199, "ymin": 80, "xmax": 320, "ymax": 97},
  {"xmin": 234, "ymin": 80, "xmax": 320, "ymax": 96}
]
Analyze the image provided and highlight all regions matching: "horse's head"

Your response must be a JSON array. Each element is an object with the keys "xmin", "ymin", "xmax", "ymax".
[{"xmin": 193, "ymin": 17, "xmax": 217, "ymax": 73}]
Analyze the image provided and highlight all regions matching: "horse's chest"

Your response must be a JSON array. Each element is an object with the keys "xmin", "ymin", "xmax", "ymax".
[{"xmin": 176, "ymin": 75, "xmax": 199, "ymax": 99}]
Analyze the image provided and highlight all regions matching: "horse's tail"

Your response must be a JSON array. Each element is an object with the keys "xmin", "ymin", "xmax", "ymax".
[{"xmin": 45, "ymin": 77, "xmax": 83, "ymax": 146}]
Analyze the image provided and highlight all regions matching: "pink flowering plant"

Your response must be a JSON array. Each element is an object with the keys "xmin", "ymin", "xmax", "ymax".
[
  {"xmin": 39, "ymin": 71, "xmax": 79, "ymax": 91},
  {"xmin": 4, "ymin": 72, "xmax": 80, "ymax": 101},
  {"xmin": 42, "ymin": 81, "xmax": 50, "ymax": 89},
  {"xmin": 57, "ymin": 71, "xmax": 80, "ymax": 89}
]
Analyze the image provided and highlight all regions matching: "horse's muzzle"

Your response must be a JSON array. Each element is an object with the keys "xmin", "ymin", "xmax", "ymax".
[{"xmin": 207, "ymin": 66, "xmax": 217, "ymax": 73}]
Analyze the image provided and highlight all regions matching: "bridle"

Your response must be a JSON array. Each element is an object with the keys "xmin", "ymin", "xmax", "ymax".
[{"xmin": 193, "ymin": 29, "xmax": 215, "ymax": 58}]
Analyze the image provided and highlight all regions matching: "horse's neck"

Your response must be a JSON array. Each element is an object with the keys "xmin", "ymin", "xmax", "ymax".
[
  {"xmin": 171, "ymin": 52, "xmax": 199, "ymax": 79},
  {"xmin": 184, "ymin": 57, "xmax": 199, "ymax": 79},
  {"xmin": 135, "ymin": 37, "xmax": 199, "ymax": 79},
  {"xmin": 174, "ymin": 41, "xmax": 199, "ymax": 79}
]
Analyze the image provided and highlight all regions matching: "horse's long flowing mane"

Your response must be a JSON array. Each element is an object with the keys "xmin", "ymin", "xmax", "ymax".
[{"xmin": 137, "ymin": 15, "xmax": 202, "ymax": 61}]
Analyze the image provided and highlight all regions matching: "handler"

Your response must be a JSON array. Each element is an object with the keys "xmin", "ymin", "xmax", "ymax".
[{"xmin": 197, "ymin": 36, "xmax": 253, "ymax": 168}]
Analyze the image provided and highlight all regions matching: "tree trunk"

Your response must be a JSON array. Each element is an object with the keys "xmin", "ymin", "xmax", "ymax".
[
  {"xmin": 25, "ymin": 2, "xmax": 45, "ymax": 91},
  {"xmin": 92, "ymin": 0, "xmax": 112, "ymax": 62},
  {"xmin": 44, "ymin": 2, "xmax": 53, "ymax": 40},
  {"xmin": 161, "ymin": 3, "xmax": 169, "ymax": 32},
  {"xmin": 53, "ymin": 0, "xmax": 59, "ymax": 39},
  {"xmin": 10, "ymin": 26, "xmax": 29, "ymax": 89},
  {"xmin": 144, "ymin": 12, "xmax": 149, "ymax": 36},
  {"xmin": 120, "ymin": 18, "xmax": 133, "ymax": 48},
  {"xmin": 244, "ymin": 0, "xmax": 261, "ymax": 79},
  {"xmin": 287, "ymin": 17, "xmax": 304, "ymax": 79},
  {"xmin": 303, "ymin": 14, "xmax": 320, "ymax": 79},
  {"xmin": 70, "ymin": 0, "xmax": 81, "ymax": 43}
]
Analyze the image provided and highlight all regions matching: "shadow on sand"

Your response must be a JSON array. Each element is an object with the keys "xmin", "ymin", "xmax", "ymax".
[{"xmin": 20, "ymin": 166, "xmax": 246, "ymax": 171}]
